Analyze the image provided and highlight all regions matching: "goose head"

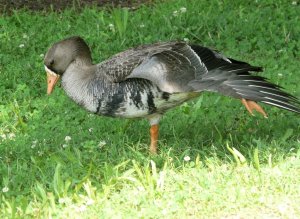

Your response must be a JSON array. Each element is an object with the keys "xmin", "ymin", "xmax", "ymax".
[{"xmin": 44, "ymin": 36, "xmax": 92, "ymax": 94}]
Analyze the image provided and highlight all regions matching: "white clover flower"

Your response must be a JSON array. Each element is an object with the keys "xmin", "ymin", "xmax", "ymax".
[
  {"xmin": 23, "ymin": 33, "xmax": 28, "ymax": 39},
  {"xmin": 19, "ymin": 44, "xmax": 25, "ymax": 48},
  {"xmin": 8, "ymin": 133, "xmax": 16, "ymax": 139},
  {"xmin": 173, "ymin": 10, "xmax": 178, "ymax": 17},
  {"xmin": 62, "ymin": 144, "xmax": 68, "ymax": 148},
  {"xmin": 180, "ymin": 7, "xmax": 187, "ymax": 13},
  {"xmin": 139, "ymin": 24, "xmax": 145, "ymax": 28},
  {"xmin": 0, "ymin": 134, "xmax": 6, "ymax": 140},
  {"xmin": 184, "ymin": 155, "xmax": 190, "ymax": 162},
  {"xmin": 183, "ymin": 38, "xmax": 189, "ymax": 42},
  {"xmin": 108, "ymin": 23, "xmax": 115, "ymax": 31},
  {"xmin": 76, "ymin": 205, "xmax": 87, "ymax": 212},
  {"xmin": 59, "ymin": 198, "xmax": 66, "ymax": 204},
  {"xmin": 88, "ymin": 128, "xmax": 93, "ymax": 133},
  {"xmin": 292, "ymin": 1, "xmax": 297, "ymax": 5},
  {"xmin": 278, "ymin": 73, "xmax": 283, "ymax": 77},
  {"xmin": 65, "ymin": 136, "xmax": 71, "ymax": 142},
  {"xmin": 2, "ymin": 186, "xmax": 9, "ymax": 193},
  {"xmin": 86, "ymin": 198, "xmax": 95, "ymax": 206},
  {"xmin": 38, "ymin": 151, "xmax": 44, "ymax": 156},
  {"xmin": 40, "ymin": 54, "xmax": 44, "ymax": 58},
  {"xmin": 98, "ymin": 140, "xmax": 107, "ymax": 148},
  {"xmin": 31, "ymin": 140, "xmax": 38, "ymax": 148}
]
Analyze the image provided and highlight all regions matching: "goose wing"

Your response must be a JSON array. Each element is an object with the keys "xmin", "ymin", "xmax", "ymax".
[{"xmin": 98, "ymin": 42, "xmax": 208, "ymax": 93}]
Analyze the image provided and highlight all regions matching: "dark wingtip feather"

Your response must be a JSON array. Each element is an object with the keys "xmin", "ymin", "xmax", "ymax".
[
  {"xmin": 189, "ymin": 44, "xmax": 300, "ymax": 114},
  {"xmin": 261, "ymin": 89, "xmax": 300, "ymax": 114},
  {"xmin": 230, "ymin": 76, "xmax": 300, "ymax": 114}
]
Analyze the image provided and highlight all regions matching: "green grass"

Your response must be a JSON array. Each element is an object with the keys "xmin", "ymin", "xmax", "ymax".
[{"xmin": 1, "ymin": 0, "xmax": 300, "ymax": 218}]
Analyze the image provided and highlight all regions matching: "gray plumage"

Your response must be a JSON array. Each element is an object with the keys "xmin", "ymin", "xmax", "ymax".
[{"xmin": 44, "ymin": 36, "xmax": 300, "ymax": 118}]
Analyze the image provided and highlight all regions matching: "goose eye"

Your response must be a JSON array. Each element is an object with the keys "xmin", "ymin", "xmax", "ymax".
[{"xmin": 50, "ymin": 60, "xmax": 54, "ymax": 66}]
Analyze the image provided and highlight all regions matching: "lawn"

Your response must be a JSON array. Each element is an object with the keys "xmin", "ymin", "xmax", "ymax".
[{"xmin": 1, "ymin": 0, "xmax": 300, "ymax": 218}]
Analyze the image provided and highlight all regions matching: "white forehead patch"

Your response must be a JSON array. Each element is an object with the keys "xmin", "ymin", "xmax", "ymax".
[{"xmin": 45, "ymin": 65, "xmax": 58, "ymax": 76}]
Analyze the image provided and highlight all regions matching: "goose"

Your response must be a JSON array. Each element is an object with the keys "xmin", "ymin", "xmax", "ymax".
[{"xmin": 44, "ymin": 36, "xmax": 300, "ymax": 154}]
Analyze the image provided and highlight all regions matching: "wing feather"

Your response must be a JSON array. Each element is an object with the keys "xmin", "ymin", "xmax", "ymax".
[{"xmin": 97, "ymin": 42, "xmax": 208, "ymax": 93}]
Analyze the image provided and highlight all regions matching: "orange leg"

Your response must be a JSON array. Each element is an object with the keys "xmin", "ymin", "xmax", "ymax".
[
  {"xmin": 241, "ymin": 98, "xmax": 268, "ymax": 118},
  {"xmin": 149, "ymin": 124, "xmax": 159, "ymax": 154}
]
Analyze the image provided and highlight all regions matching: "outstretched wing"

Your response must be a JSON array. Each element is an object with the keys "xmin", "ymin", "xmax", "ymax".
[
  {"xmin": 97, "ymin": 42, "xmax": 300, "ymax": 113},
  {"xmin": 189, "ymin": 45, "xmax": 300, "ymax": 114},
  {"xmin": 97, "ymin": 42, "xmax": 208, "ymax": 93}
]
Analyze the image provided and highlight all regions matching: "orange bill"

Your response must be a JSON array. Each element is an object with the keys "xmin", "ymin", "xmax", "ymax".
[{"xmin": 45, "ymin": 66, "xmax": 60, "ymax": 95}]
